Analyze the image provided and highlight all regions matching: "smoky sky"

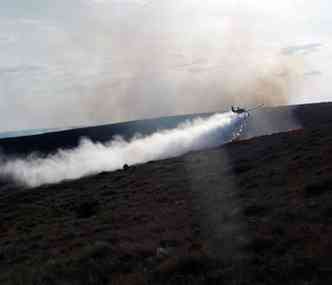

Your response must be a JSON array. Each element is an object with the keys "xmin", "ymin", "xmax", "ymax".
[{"xmin": 1, "ymin": 0, "xmax": 332, "ymax": 132}]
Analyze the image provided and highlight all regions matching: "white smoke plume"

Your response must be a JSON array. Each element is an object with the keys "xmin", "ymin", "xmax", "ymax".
[{"xmin": 0, "ymin": 112, "xmax": 244, "ymax": 188}]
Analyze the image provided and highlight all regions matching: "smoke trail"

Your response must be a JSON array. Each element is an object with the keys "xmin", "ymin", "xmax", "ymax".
[{"xmin": 0, "ymin": 112, "xmax": 244, "ymax": 188}]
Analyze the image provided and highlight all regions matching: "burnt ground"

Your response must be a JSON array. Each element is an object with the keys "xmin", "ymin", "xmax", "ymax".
[{"xmin": 1, "ymin": 103, "xmax": 332, "ymax": 284}]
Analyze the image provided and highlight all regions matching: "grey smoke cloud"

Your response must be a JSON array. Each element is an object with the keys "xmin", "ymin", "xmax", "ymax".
[{"xmin": 0, "ymin": 0, "xmax": 330, "ymax": 132}]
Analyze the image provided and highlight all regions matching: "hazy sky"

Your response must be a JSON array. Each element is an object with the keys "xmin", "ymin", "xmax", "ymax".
[{"xmin": 1, "ymin": 0, "xmax": 332, "ymax": 131}]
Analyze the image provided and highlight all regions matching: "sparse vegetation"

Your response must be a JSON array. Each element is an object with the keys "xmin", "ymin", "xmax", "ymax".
[{"xmin": 2, "ymin": 122, "xmax": 332, "ymax": 284}]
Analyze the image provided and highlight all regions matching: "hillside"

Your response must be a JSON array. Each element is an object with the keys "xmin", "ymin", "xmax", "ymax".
[{"xmin": 1, "ymin": 103, "xmax": 332, "ymax": 284}]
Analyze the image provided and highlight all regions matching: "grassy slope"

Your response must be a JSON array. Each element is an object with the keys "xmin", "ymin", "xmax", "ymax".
[{"xmin": 1, "ymin": 118, "xmax": 332, "ymax": 284}]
